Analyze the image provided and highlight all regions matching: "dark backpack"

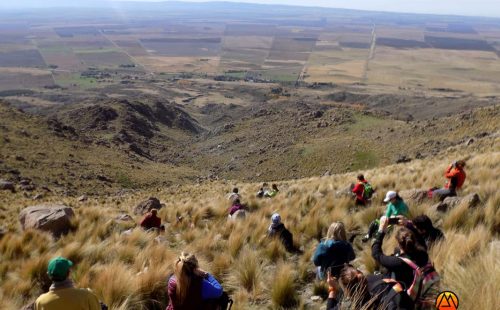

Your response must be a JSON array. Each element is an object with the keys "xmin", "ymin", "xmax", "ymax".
[
  {"xmin": 205, "ymin": 291, "xmax": 233, "ymax": 310},
  {"xmin": 370, "ymin": 278, "xmax": 406, "ymax": 310}
]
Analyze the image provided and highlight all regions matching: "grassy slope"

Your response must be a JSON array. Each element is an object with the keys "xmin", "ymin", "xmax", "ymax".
[{"xmin": 0, "ymin": 127, "xmax": 498, "ymax": 309}]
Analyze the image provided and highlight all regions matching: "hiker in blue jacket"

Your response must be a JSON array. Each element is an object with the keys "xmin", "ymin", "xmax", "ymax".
[{"xmin": 313, "ymin": 221, "xmax": 355, "ymax": 279}]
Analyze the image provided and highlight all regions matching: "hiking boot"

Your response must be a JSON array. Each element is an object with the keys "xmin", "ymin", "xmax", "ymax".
[{"xmin": 361, "ymin": 234, "xmax": 370, "ymax": 243}]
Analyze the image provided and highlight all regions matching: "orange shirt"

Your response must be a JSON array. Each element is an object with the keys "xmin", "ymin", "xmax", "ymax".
[{"xmin": 444, "ymin": 165, "xmax": 466, "ymax": 190}]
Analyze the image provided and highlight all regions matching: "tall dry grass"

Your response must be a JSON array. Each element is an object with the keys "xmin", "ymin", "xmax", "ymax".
[{"xmin": 0, "ymin": 135, "xmax": 498, "ymax": 309}]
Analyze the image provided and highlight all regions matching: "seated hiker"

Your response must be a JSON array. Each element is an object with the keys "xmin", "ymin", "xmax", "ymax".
[
  {"xmin": 326, "ymin": 265, "xmax": 408, "ymax": 310},
  {"xmin": 228, "ymin": 199, "xmax": 247, "ymax": 216},
  {"xmin": 268, "ymin": 213, "xmax": 301, "ymax": 253},
  {"xmin": 167, "ymin": 252, "xmax": 224, "ymax": 310},
  {"xmin": 313, "ymin": 222, "xmax": 355, "ymax": 279},
  {"xmin": 431, "ymin": 160, "xmax": 466, "ymax": 201},
  {"xmin": 140, "ymin": 208, "xmax": 164, "ymax": 232},
  {"xmin": 362, "ymin": 191, "xmax": 409, "ymax": 242},
  {"xmin": 383, "ymin": 191, "xmax": 409, "ymax": 218},
  {"xmin": 404, "ymin": 215, "xmax": 445, "ymax": 250},
  {"xmin": 372, "ymin": 217, "xmax": 440, "ymax": 309},
  {"xmin": 35, "ymin": 256, "xmax": 103, "ymax": 310},
  {"xmin": 264, "ymin": 184, "xmax": 279, "ymax": 198},
  {"xmin": 256, "ymin": 183, "xmax": 269, "ymax": 198},
  {"xmin": 351, "ymin": 174, "xmax": 374, "ymax": 206},
  {"xmin": 227, "ymin": 187, "xmax": 241, "ymax": 204}
]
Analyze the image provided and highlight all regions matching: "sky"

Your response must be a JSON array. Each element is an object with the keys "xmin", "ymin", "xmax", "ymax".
[{"xmin": 1, "ymin": 0, "xmax": 499, "ymax": 18}]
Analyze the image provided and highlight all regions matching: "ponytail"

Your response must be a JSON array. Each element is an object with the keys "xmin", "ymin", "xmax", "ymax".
[{"xmin": 396, "ymin": 228, "xmax": 425, "ymax": 254}]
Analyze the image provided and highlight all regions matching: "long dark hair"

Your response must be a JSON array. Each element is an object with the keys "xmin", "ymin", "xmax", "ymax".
[{"xmin": 396, "ymin": 227, "xmax": 426, "ymax": 254}]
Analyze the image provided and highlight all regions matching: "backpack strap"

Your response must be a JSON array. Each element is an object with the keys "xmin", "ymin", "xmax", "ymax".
[{"xmin": 399, "ymin": 257, "xmax": 419, "ymax": 270}]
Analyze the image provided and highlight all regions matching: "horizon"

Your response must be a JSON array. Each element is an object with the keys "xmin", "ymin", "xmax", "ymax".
[{"xmin": 0, "ymin": 0, "xmax": 499, "ymax": 19}]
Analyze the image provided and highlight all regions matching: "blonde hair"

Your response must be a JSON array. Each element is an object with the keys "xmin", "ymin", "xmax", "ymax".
[
  {"xmin": 326, "ymin": 222, "xmax": 347, "ymax": 241},
  {"xmin": 174, "ymin": 252, "xmax": 199, "ymax": 304}
]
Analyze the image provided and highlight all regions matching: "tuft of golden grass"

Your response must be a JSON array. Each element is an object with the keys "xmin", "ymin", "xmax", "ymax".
[{"xmin": 271, "ymin": 263, "xmax": 300, "ymax": 309}]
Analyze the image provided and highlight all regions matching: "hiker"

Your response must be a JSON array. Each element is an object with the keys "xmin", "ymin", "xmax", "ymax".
[
  {"xmin": 35, "ymin": 257, "xmax": 103, "ymax": 310},
  {"xmin": 268, "ymin": 213, "xmax": 300, "ymax": 253},
  {"xmin": 313, "ymin": 222, "xmax": 355, "ymax": 279},
  {"xmin": 228, "ymin": 199, "xmax": 247, "ymax": 216},
  {"xmin": 227, "ymin": 187, "xmax": 241, "ymax": 204},
  {"xmin": 404, "ymin": 215, "xmax": 445, "ymax": 250},
  {"xmin": 265, "ymin": 184, "xmax": 279, "ymax": 198},
  {"xmin": 383, "ymin": 191, "xmax": 409, "ymax": 218},
  {"xmin": 326, "ymin": 265, "xmax": 407, "ymax": 310},
  {"xmin": 140, "ymin": 208, "xmax": 164, "ymax": 232},
  {"xmin": 362, "ymin": 191, "xmax": 409, "ymax": 242},
  {"xmin": 431, "ymin": 160, "xmax": 466, "ymax": 201},
  {"xmin": 351, "ymin": 174, "xmax": 374, "ymax": 206},
  {"xmin": 167, "ymin": 252, "xmax": 224, "ymax": 310},
  {"xmin": 372, "ymin": 217, "xmax": 440, "ymax": 308},
  {"xmin": 256, "ymin": 183, "xmax": 269, "ymax": 198}
]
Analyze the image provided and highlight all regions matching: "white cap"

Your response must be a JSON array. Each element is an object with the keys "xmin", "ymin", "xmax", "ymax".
[
  {"xmin": 271, "ymin": 213, "xmax": 281, "ymax": 224},
  {"xmin": 384, "ymin": 191, "xmax": 397, "ymax": 203}
]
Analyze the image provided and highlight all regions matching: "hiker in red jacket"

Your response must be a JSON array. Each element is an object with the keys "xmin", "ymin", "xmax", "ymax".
[
  {"xmin": 431, "ymin": 160, "xmax": 466, "ymax": 201},
  {"xmin": 352, "ymin": 174, "xmax": 374, "ymax": 206},
  {"xmin": 140, "ymin": 209, "xmax": 163, "ymax": 231}
]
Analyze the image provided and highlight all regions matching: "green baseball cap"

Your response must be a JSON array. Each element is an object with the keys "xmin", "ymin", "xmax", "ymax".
[{"xmin": 47, "ymin": 257, "xmax": 73, "ymax": 280}]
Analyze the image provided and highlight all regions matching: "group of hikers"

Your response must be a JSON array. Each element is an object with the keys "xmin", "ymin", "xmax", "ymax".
[{"xmin": 33, "ymin": 161, "xmax": 466, "ymax": 310}]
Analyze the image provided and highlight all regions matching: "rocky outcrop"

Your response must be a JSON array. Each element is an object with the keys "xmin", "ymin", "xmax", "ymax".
[
  {"xmin": 19, "ymin": 204, "xmax": 75, "ymax": 237},
  {"xmin": 0, "ymin": 179, "xmax": 15, "ymax": 192},
  {"xmin": 133, "ymin": 197, "xmax": 162, "ymax": 215},
  {"xmin": 335, "ymin": 184, "xmax": 354, "ymax": 198},
  {"xmin": 434, "ymin": 193, "xmax": 481, "ymax": 212},
  {"xmin": 399, "ymin": 189, "xmax": 428, "ymax": 205},
  {"xmin": 115, "ymin": 214, "xmax": 134, "ymax": 222}
]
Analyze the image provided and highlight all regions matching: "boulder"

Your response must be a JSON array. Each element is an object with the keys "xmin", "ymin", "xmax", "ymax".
[
  {"xmin": 396, "ymin": 154, "xmax": 412, "ymax": 164},
  {"xmin": 399, "ymin": 189, "xmax": 428, "ymax": 204},
  {"xmin": 134, "ymin": 197, "xmax": 162, "ymax": 215},
  {"xmin": 19, "ymin": 204, "xmax": 74, "ymax": 237},
  {"xmin": 77, "ymin": 195, "xmax": 88, "ymax": 202},
  {"xmin": 115, "ymin": 214, "xmax": 134, "ymax": 222},
  {"xmin": 335, "ymin": 184, "xmax": 354, "ymax": 198},
  {"xmin": 435, "ymin": 193, "xmax": 481, "ymax": 212},
  {"xmin": 0, "ymin": 179, "xmax": 15, "ymax": 192}
]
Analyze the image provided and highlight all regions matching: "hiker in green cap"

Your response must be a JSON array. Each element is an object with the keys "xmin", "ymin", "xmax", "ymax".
[{"xmin": 35, "ymin": 256, "xmax": 103, "ymax": 310}]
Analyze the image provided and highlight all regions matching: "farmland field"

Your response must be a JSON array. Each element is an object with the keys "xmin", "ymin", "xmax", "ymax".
[
  {"xmin": 0, "ymin": 67, "xmax": 54, "ymax": 91},
  {"xmin": 0, "ymin": 49, "xmax": 46, "ymax": 67},
  {"xmin": 76, "ymin": 50, "xmax": 134, "ymax": 68},
  {"xmin": 0, "ymin": 3, "xmax": 497, "ymax": 92}
]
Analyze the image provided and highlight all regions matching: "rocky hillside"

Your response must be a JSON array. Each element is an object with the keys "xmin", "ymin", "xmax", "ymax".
[{"xmin": 1, "ymin": 99, "xmax": 499, "ymax": 195}]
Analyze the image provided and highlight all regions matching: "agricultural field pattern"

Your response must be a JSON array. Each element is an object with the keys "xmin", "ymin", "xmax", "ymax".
[{"xmin": 0, "ymin": 2, "xmax": 499, "ymax": 94}]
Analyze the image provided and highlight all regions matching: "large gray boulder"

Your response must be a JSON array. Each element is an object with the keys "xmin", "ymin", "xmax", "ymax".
[
  {"xmin": 19, "ymin": 204, "xmax": 74, "ymax": 237},
  {"xmin": 399, "ymin": 189, "xmax": 428, "ymax": 205},
  {"xmin": 435, "ymin": 193, "xmax": 481, "ymax": 212},
  {"xmin": 133, "ymin": 197, "xmax": 162, "ymax": 215},
  {"xmin": 335, "ymin": 184, "xmax": 354, "ymax": 198}
]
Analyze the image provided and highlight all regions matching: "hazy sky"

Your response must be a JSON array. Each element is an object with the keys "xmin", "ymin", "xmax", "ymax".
[
  {"xmin": 128, "ymin": 0, "xmax": 500, "ymax": 17},
  {"xmin": 2, "ymin": 0, "xmax": 500, "ymax": 18}
]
